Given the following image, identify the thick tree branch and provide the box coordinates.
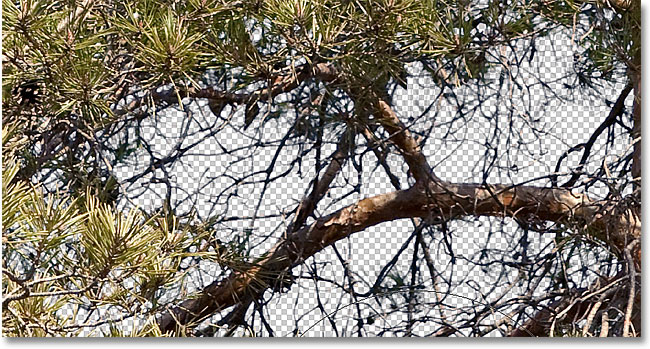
[156,66,640,334]
[219,127,352,333]
[287,130,351,234]
[111,63,339,119]
[157,178,639,333]
[373,99,438,184]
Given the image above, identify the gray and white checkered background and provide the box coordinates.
[103,28,633,336]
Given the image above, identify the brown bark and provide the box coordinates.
[287,131,351,234]
[373,100,437,184]
[508,295,591,337]
[112,63,338,118]
[157,88,640,334]
[509,272,641,337]
[157,178,639,333]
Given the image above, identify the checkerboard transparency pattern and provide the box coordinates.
[109,31,633,337]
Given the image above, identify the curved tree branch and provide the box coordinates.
[157,177,639,333]
[156,87,640,335]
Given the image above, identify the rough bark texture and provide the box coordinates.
[158,179,639,333]
[156,66,640,335]
[374,100,436,184]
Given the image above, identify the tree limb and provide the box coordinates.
[157,178,639,333]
